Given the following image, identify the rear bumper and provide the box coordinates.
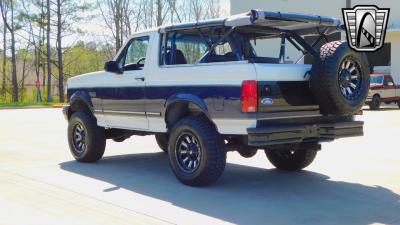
[247,121,364,146]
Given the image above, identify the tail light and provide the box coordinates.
[241,80,258,112]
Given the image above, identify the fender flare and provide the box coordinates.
[163,93,211,120]
[69,91,94,113]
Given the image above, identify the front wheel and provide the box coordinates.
[264,143,319,171]
[168,116,226,186]
[68,111,106,162]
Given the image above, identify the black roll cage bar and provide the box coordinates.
[161,25,334,65]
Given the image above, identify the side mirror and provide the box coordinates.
[388,82,394,86]
[104,61,122,74]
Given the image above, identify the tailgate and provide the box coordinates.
[254,63,319,113]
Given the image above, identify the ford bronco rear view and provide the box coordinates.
[63,10,370,186]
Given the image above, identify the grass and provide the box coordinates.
[0,88,66,107]
[0,102,63,107]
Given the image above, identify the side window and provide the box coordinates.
[159,27,239,65]
[384,76,394,86]
[122,36,149,71]
[162,32,208,65]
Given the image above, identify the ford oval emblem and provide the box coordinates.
[261,98,274,105]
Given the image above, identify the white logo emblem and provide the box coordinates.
[261,98,274,105]
[342,5,390,52]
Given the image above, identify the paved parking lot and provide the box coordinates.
[0,107,400,225]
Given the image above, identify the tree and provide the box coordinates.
[19,0,46,102]
[46,0,51,102]
[53,0,91,102]
[56,0,63,102]
[0,0,18,102]
[97,0,131,52]
[1,19,6,100]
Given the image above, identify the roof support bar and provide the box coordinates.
[285,34,306,55]
[286,31,320,59]
[198,27,236,62]
[279,33,286,64]
[197,28,212,50]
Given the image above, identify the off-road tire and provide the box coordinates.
[265,143,319,171]
[68,111,106,162]
[310,41,370,116]
[168,116,226,186]
[369,95,381,110]
[155,134,169,153]
[238,146,258,158]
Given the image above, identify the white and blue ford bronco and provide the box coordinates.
[63,10,370,186]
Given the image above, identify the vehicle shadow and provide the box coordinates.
[60,153,400,225]
[363,105,400,111]
[364,108,400,112]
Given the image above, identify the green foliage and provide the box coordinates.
[63,41,111,78]
[0,41,110,104]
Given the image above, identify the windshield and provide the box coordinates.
[371,76,384,84]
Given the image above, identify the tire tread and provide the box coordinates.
[68,111,106,163]
[169,116,226,186]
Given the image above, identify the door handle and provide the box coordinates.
[135,77,145,81]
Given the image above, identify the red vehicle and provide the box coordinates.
[366,73,400,110]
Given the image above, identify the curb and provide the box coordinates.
[0,105,65,110]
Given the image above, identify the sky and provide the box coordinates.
[65,0,231,46]
[0,0,231,50]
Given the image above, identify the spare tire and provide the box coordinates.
[310,41,370,116]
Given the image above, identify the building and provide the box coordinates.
[229,0,400,84]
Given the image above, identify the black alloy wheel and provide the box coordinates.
[339,57,363,101]
[175,132,202,173]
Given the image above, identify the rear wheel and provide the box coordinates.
[264,143,319,171]
[168,116,226,186]
[369,95,381,110]
[68,111,106,162]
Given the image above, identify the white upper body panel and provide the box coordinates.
[67,29,313,134]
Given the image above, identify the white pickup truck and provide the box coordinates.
[63,10,370,186]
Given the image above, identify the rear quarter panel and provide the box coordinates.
[146,61,258,134]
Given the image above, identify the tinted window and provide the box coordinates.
[165,32,208,65]
[383,76,394,85]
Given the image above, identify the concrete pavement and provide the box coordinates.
[0,108,400,225]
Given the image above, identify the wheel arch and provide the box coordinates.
[67,91,94,119]
[163,93,215,130]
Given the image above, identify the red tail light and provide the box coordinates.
[241,80,258,112]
